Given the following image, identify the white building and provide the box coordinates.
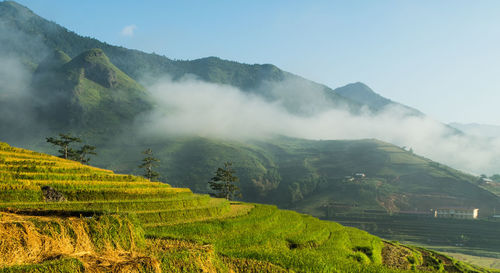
[434,207,479,219]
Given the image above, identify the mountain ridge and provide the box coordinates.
[0,0,400,115]
[30,48,150,132]
[0,0,495,215]
[2,1,500,264]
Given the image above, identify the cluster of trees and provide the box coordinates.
[46,133,96,164]
[47,134,241,200]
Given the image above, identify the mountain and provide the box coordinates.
[31,48,150,132]
[0,0,363,117]
[450,122,500,138]
[3,1,500,263]
[334,82,423,114]
[0,0,497,217]
[0,140,489,272]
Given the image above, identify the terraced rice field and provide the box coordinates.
[0,142,233,225]
[0,141,493,272]
[333,214,500,253]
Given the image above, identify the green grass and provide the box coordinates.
[145,204,419,273]
[0,141,492,272]
[90,136,500,220]
[0,258,84,273]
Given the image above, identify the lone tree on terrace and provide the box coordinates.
[208,161,241,200]
[139,148,160,181]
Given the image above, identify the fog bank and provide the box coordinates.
[141,76,500,175]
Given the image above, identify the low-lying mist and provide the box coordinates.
[140,76,500,175]
[0,55,49,143]
[1,46,498,176]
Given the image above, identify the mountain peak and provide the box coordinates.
[336,82,378,96]
[78,48,110,64]
[66,48,118,88]
[0,1,35,19]
[334,82,392,110]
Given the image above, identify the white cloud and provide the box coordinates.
[121,24,137,37]
[139,76,500,175]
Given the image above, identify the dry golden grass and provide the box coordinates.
[0,212,161,273]
[0,143,252,272]
[0,212,94,266]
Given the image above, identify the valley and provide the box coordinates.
[1,1,500,272]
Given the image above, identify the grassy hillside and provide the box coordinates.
[333,82,423,115]
[92,136,500,216]
[30,48,150,133]
[0,141,490,272]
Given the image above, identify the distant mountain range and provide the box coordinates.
[0,0,498,218]
[0,0,422,117]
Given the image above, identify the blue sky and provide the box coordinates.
[12,0,500,125]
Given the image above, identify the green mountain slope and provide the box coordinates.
[31,48,150,132]
[0,0,360,116]
[93,136,500,217]
[333,82,424,114]
[0,0,495,219]
[0,141,491,273]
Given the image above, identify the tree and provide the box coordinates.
[139,148,160,181]
[75,144,97,164]
[208,161,241,200]
[46,133,97,164]
[46,133,82,159]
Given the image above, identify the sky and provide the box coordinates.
[11,0,500,125]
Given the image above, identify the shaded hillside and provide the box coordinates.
[91,136,500,218]
[0,0,360,116]
[0,141,485,272]
[334,82,394,109]
[31,48,150,133]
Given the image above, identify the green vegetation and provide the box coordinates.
[0,141,489,272]
[28,48,150,134]
[0,258,84,273]
[46,133,82,160]
[1,2,500,270]
[139,148,160,181]
[93,136,499,216]
[0,0,360,115]
[46,133,96,164]
[75,144,97,164]
[208,161,241,200]
[4,0,495,217]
